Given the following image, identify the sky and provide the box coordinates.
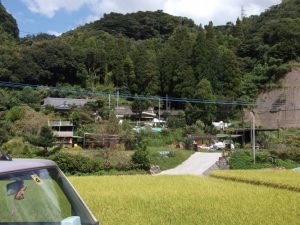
[2,0,281,37]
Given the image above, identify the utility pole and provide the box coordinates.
[158,98,161,121]
[166,95,168,110]
[116,90,119,109]
[250,111,256,164]
[108,94,111,109]
[83,133,86,149]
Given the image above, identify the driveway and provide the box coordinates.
[159,152,222,176]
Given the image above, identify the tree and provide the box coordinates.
[132,45,160,95]
[131,143,150,170]
[159,26,195,97]
[0,3,19,38]
[85,48,106,86]
[36,126,55,150]
[131,98,151,121]
[203,22,221,87]
[12,40,80,86]
[218,47,242,98]
[12,106,49,136]
[173,65,195,98]
[123,55,137,93]
[185,79,216,126]
[192,26,208,81]
[233,18,244,40]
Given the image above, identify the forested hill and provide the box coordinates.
[0,3,18,39]
[83,10,196,40]
[0,0,300,122]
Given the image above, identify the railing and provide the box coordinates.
[48,121,73,127]
[53,131,74,137]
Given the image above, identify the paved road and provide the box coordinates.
[159,152,222,176]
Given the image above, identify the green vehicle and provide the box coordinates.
[0,152,99,225]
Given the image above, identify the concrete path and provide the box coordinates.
[159,152,222,176]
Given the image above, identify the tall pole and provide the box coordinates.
[166,95,168,110]
[83,133,86,149]
[250,111,256,164]
[108,94,111,109]
[117,90,119,109]
[158,98,161,121]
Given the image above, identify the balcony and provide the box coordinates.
[53,131,74,138]
[48,121,73,127]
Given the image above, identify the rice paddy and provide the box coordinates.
[210,170,300,191]
[69,175,300,225]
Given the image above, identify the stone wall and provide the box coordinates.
[246,69,300,129]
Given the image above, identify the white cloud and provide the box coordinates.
[21,0,281,25]
[47,30,62,36]
[163,0,281,25]
[21,0,93,18]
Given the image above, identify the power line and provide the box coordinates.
[0,81,258,106]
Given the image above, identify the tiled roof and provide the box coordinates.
[41,97,96,109]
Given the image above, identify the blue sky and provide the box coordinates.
[2,0,94,36]
[2,0,281,37]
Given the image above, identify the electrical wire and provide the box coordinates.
[0,81,258,106]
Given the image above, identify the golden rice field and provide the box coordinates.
[69,175,300,225]
[210,170,300,191]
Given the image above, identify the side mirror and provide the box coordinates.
[61,216,81,225]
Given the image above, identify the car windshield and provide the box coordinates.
[0,167,98,225]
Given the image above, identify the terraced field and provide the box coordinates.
[69,175,300,225]
[210,170,300,191]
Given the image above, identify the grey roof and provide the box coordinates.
[114,106,134,116]
[42,97,96,110]
[159,110,185,116]
[0,159,57,174]
[114,106,157,116]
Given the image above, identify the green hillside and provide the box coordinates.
[0,3,18,39]
[84,10,196,40]
[0,0,299,124]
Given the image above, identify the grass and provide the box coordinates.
[67,146,193,172]
[69,175,300,225]
[148,147,194,170]
[210,170,300,192]
[67,149,134,168]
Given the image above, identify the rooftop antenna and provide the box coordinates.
[241,5,246,19]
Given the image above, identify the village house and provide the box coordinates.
[41,97,96,110]
[48,120,81,147]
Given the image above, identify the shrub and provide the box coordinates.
[276,159,299,169]
[271,148,300,162]
[230,150,274,169]
[183,136,193,150]
[49,152,101,175]
[131,144,150,170]
[115,161,136,171]
[121,131,137,150]
[255,151,272,163]
[2,137,37,157]
[2,137,26,155]
[167,116,186,129]
[71,145,83,151]
[5,106,23,122]
[229,150,253,169]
